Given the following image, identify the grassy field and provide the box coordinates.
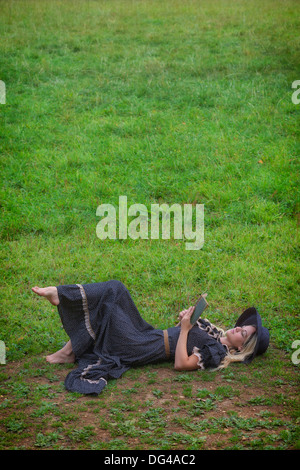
[0,0,299,450]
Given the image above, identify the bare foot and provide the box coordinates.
[32,286,59,306]
[46,350,75,364]
[46,341,75,364]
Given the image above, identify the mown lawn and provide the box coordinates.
[0,0,299,450]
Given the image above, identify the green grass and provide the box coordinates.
[0,0,299,450]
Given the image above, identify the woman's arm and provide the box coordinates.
[174,307,199,371]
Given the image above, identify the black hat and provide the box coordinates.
[235,307,270,363]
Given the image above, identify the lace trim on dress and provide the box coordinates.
[192,347,205,370]
[83,377,107,385]
[76,283,96,340]
[80,359,108,385]
[196,318,223,340]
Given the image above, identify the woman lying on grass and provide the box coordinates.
[32,280,269,395]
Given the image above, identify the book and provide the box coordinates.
[190,293,208,324]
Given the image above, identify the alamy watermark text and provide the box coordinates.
[96,196,204,250]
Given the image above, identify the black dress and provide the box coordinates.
[56,280,227,394]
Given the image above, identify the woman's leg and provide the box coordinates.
[46,340,75,364]
[32,286,75,363]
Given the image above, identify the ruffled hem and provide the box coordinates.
[64,353,130,395]
[196,318,223,340]
[192,346,205,370]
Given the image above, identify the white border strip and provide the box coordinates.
[76,284,96,340]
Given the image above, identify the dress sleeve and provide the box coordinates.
[192,342,227,370]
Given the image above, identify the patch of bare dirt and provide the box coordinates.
[0,349,299,450]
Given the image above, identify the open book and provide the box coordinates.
[190,293,208,324]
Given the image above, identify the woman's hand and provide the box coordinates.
[174,305,198,371]
[179,306,195,331]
